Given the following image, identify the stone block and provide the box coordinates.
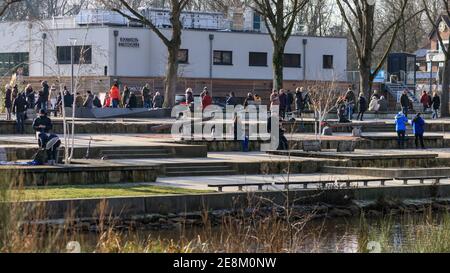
[303,140,322,152]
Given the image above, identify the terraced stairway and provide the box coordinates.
[164,163,238,177]
[100,147,172,160]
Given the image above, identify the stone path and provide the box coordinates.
[154,173,450,192]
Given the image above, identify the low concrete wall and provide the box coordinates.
[63,107,171,119]
[0,164,161,186]
[21,185,450,219]
[322,166,450,178]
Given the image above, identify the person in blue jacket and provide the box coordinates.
[395,111,408,149]
[411,113,426,149]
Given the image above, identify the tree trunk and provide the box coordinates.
[442,57,450,117]
[359,65,372,98]
[272,43,285,91]
[164,45,179,108]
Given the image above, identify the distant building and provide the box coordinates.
[0,9,347,99]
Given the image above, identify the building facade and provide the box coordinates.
[0,9,348,99]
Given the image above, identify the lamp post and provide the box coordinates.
[68,38,77,164]
[429,53,435,95]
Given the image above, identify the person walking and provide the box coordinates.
[4,84,12,120]
[295,87,304,117]
[344,87,356,120]
[141,84,152,108]
[395,111,409,149]
[63,88,74,108]
[126,92,138,108]
[432,91,441,119]
[400,89,410,117]
[411,113,425,149]
[368,95,380,114]
[12,92,27,134]
[109,82,120,108]
[420,90,431,113]
[75,92,84,108]
[356,94,367,121]
[186,88,194,105]
[226,91,237,107]
[153,92,164,108]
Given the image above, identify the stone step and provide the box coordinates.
[322,166,450,178]
[101,153,171,159]
[165,165,233,171]
[165,169,238,177]
[100,149,169,155]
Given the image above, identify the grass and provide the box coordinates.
[10,183,212,201]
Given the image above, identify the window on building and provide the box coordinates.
[0,52,29,76]
[253,12,261,30]
[249,52,267,67]
[323,55,334,69]
[178,49,189,64]
[57,45,92,64]
[283,54,301,68]
[213,50,233,65]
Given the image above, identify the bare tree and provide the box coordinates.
[101,0,190,107]
[250,0,309,91]
[0,0,22,16]
[422,0,450,117]
[336,0,411,98]
[307,80,343,140]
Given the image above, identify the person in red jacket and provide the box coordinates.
[201,89,212,110]
[109,82,120,108]
[420,90,431,113]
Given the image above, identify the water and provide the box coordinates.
[71,213,448,253]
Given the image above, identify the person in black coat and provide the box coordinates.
[432,92,441,119]
[126,93,138,108]
[4,84,12,120]
[38,81,50,111]
[356,94,367,121]
[295,87,304,116]
[226,92,237,107]
[12,92,27,134]
[400,89,410,117]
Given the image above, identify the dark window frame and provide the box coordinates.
[283,53,302,68]
[178,49,189,64]
[0,52,29,76]
[323,55,334,69]
[213,50,233,66]
[57,45,92,65]
[249,52,268,67]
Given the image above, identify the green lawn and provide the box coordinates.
[10,184,211,201]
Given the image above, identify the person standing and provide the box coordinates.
[103,92,111,108]
[278,89,287,119]
[83,90,94,109]
[40,81,50,111]
[141,84,152,108]
[395,111,408,149]
[226,91,237,107]
[295,87,304,117]
[4,84,12,120]
[122,85,130,107]
[356,94,367,121]
[12,92,27,134]
[109,82,120,108]
[400,89,410,117]
[244,92,254,108]
[186,88,194,105]
[63,88,74,108]
[286,89,294,115]
[270,89,280,113]
[201,90,212,110]
[432,92,441,119]
[126,93,138,108]
[153,92,164,108]
[25,84,35,109]
[75,92,84,108]
[93,95,102,108]
[411,113,425,149]
[254,94,262,105]
[344,87,356,120]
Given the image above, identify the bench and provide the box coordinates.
[275,178,393,190]
[395,176,449,185]
[208,182,273,192]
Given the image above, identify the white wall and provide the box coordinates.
[0,21,347,82]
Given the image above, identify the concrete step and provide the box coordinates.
[100,148,171,159]
[322,166,450,178]
[165,165,233,171]
[102,153,171,159]
[165,169,238,177]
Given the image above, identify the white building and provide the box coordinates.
[0,9,347,98]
